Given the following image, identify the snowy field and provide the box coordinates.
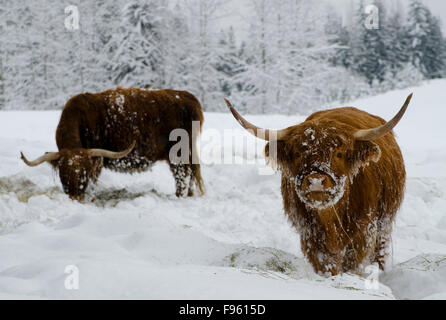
[0,80,445,299]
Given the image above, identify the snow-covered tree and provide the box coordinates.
[0,0,445,112]
[0,6,5,109]
[408,0,445,79]
[0,58,4,110]
[215,27,249,106]
[161,2,192,90]
[329,13,353,69]
[108,0,167,88]
[238,0,340,114]
[352,0,390,85]
[179,0,226,109]
[385,8,411,77]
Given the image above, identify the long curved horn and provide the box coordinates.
[87,140,136,159]
[354,93,413,141]
[20,151,60,167]
[224,99,288,141]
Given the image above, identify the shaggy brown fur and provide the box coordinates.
[265,107,405,276]
[41,87,204,200]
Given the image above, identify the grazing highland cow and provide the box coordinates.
[21,87,204,200]
[225,94,412,276]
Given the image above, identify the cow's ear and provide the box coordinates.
[350,140,381,169]
[265,140,288,171]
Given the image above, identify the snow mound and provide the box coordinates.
[219,246,394,298]
[381,254,446,300]
[220,246,310,279]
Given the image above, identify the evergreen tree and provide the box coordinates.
[408,0,445,79]
[181,0,226,108]
[330,24,354,69]
[0,6,5,110]
[353,0,389,85]
[386,10,411,77]
[215,27,246,98]
[0,57,4,110]
[162,2,191,90]
[109,0,166,88]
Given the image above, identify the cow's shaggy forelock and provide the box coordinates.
[266,123,353,209]
[50,149,103,199]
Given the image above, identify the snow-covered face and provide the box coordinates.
[53,149,103,200]
[267,122,380,211]
[288,126,350,210]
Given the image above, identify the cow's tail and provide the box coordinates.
[191,162,204,196]
[190,116,205,196]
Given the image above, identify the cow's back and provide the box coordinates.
[56,88,204,171]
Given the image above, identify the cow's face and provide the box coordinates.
[52,149,103,200]
[20,141,135,201]
[266,121,381,210]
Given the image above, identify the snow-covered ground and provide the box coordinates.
[0,80,445,299]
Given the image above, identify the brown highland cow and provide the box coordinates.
[225,94,412,276]
[21,87,204,200]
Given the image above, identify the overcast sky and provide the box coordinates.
[218,0,446,40]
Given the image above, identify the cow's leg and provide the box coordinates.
[374,218,393,271]
[169,163,192,198]
[300,235,343,276]
[307,249,343,276]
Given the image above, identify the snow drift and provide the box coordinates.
[0,80,445,299]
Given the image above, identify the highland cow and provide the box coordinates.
[21,87,204,200]
[225,94,412,276]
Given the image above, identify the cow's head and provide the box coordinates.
[225,94,412,211]
[20,141,136,200]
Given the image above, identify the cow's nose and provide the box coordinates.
[302,173,334,192]
[69,194,85,201]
